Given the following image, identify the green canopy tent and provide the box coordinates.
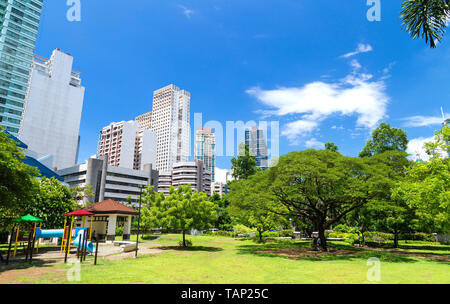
[12,214,44,223]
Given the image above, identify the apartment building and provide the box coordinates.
[19,49,85,170]
[157,160,211,196]
[97,120,156,171]
[0,0,43,136]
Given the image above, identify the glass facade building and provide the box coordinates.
[0,0,43,135]
[245,126,269,170]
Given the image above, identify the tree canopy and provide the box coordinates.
[359,122,408,157]
[231,143,257,180]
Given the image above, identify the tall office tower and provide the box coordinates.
[136,111,152,130]
[0,0,44,136]
[194,127,216,181]
[19,49,85,170]
[245,126,269,170]
[97,120,156,170]
[151,84,190,172]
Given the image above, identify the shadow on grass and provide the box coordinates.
[235,240,424,264]
[157,246,223,252]
[0,258,59,274]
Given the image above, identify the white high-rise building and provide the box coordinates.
[19,49,85,170]
[97,120,156,171]
[151,84,190,172]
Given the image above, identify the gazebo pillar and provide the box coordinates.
[106,214,117,242]
[123,215,132,240]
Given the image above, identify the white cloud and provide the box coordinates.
[246,66,389,145]
[407,136,435,162]
[401,114,448,127]
[179,5,194,18]
[305,138,325,149]
[340,43,373,58]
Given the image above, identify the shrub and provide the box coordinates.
[262,231,279,238]
[279,229,294,238]
[232,224,256,235]
[333,224,361,234]
[216,230,233,237]
[363,232,394,242]
[115,227,124,236]
[400,232,435,242]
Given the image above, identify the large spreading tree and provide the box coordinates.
[265,149,393,251]
[231,143,258,180]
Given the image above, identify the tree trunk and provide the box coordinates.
[318,228,328,251]
[258,230,263,242]
[394,229,399,248]
[182,230,186,247]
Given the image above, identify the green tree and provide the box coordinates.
[400,0,450,48]
[0,126,40,210]
[325,142,339,152]
[142,185,217,247]
[209,192,233,230]
[359,122,408,157]
[21,177,78,228]
[266,149,392,251]
[227,172,286,241]
[393,126,450,233]
[231,143,257,180]
[70,184,94,206]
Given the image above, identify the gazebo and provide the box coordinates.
[82,199,139,242]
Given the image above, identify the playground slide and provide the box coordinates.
[73,229,96,253]
[33,228,96,253]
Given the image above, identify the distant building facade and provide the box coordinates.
[157,160,211,196]
[245,126,269,170]
[96,120,156,171]
[18,49,85,170]
[194,127,215,181]
[57,156,159,205]
[136,111,152,130]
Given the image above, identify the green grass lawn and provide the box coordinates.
[2,235,449,284]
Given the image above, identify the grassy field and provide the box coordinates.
[1,234,449,284]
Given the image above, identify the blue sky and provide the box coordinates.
[34,0,449,178]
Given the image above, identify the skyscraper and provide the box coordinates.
[19,49,85,170]
[151,84,190,172]
[245,126,269,170]
[195,127,215,181]
[0,0,43,135]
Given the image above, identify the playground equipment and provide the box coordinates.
[5,210,99,266]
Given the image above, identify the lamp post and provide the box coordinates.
[135,185,144,258]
